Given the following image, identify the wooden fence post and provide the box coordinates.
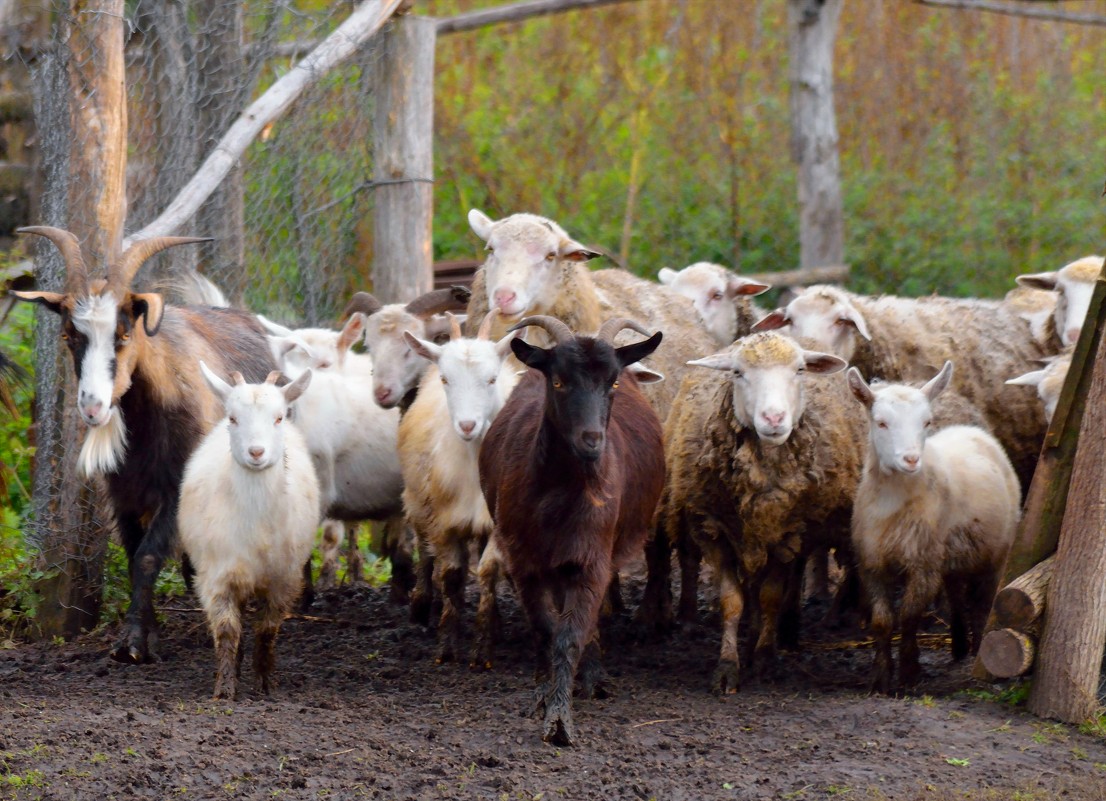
[371,13,436,303]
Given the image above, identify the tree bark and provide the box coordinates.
[993,554,1054,631]
[1028,277,1106,722]
[788,0,844,271]
[979,628,1036,679]
[371,14,435,303]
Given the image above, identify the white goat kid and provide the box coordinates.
[848,362,1019,694]
[178,364,320,701]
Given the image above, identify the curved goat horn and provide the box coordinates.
[405,285,472,318]
[476,309,499,341]
[108,236,212,294]
[508,315,574,346]
[17,226,90,295]
[595,318,652,345]
[343,291,383,320]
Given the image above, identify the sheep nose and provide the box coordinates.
[1066,327,1082,346]
[903,454,920,468]
[581,430,602,449]
[493,289,517,311]
[762,410,785,427]
[458,420,476,436]
[249,446,265,460]
[374,386,393,405]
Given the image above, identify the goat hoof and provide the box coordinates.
[110,634,154,665]
[469,657,493,672]
[542,709,576,747]
[712,660,740,695]
[409,596,432,627]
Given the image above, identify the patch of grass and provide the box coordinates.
[959,681,1030,707]
[1078,713,1106,739]
[825,787,851,797]
[914,695,936,708]
[1,769,46,788]
[945,757,970,767]
[1031,722,1069,745]
[89,752,108,765]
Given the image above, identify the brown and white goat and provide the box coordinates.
[12,226,277,663]
[478,315,665,746]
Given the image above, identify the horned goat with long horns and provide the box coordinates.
[11,226,278,663]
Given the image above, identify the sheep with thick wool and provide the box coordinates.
[178,364,320,700]
[398,312,519,667]
[847,362,1019,694]
[660,332,865,692]
[753,284,1051,490]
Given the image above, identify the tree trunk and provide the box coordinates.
[28,0,127,639]
[979,628,1036,679]
[1028,279,1106,722]
[787,0,844,270]
[371,14,435,303]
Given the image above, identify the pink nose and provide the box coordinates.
[762,411,785,427]
[903,454,919,467]
[493,289,517,311]
[1066,327,1082,345]
[83,401,103,420]
[249,446,265,460]
[375,386,393,405]
[458,420,476,435]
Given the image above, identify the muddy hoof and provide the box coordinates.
[409,594,432,627]
[868,669,893,696]
[712,660,740,695]
[542,710,576,746]
[110,629,156,665]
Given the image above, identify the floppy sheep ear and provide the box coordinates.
[337,312,365,353]
[9,290,68,315]
[922,360,954,402]
[560,238,603,262]
[256,314,294,337]
[130,292,165,336]
[657,267,677,285]
[626,362,665,384]
[511,337,550,371]
[751,310,789,332]
[616,331,663,369]
[1007,369,1047,388]
[468,209,495,242]
[199,360,233,402]
[403,330,442,364]
[837,309,872,341]
[802,350,848,374]
[283,368,312,404]
[687,352,734,372]
[1016,272,1059,291]
[846,367,875,408]
[728,278,771,299]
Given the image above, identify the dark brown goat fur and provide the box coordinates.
[479,328,664,746]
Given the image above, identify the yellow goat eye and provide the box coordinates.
[612,381,619,389]
[552,378,563,389]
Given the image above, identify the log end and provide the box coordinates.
[979,628,1036,679]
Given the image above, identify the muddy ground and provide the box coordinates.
[2,569,1106,801]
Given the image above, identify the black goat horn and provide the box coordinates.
[508,315,574,346]
[595,318,652,345]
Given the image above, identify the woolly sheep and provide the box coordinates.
[847,363,1019,694]
[752,284,1049,489]
[1016,255,1102,348]
[1007,347,1074,424]
[657,262,771,345]
[178,364,320,700]
[398,312,519,666]
[660,332,864,692]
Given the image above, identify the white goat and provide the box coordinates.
[847,362,1019,694]
[1016,255,1102,348]
[657,262,770,344]
[178,364,320,700]
[398,313,518,665]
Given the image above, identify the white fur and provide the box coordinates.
[362,307,453,409]
[1017,256,1102,347]
[71,293,118,427]
[658,262,769,344]
[1007,349,1073,423]
[77,406,128,478]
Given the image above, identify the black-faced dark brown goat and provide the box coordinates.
[478,315,665,746]
[11,225,276,663]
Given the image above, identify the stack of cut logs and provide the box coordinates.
[979,554,1055,678]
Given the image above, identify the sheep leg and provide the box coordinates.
[676,523,702,625]
[253,592,288,696]
[317,520,343,591]
[409,524,436,626]
[777,557,804,651]
[435,534,469,664]
[968,570,1000,656]
[345,523,365,585]
[899,572,940,691]
[382,515,416,606]
[806,547,832,604]
[209,593,242,701]
[943,576,970,662]
[865,571,895,696]
[752,561,788,680]
[472,537,503,670]
[111,511,170,664]
[712,568,743,695]
[636,525,673,634]
[543,565,606,747]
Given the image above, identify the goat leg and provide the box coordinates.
[345,523,365,585]
[254,591,290,696]
[899,572,940,691]
[112,511,172,664]
[316,520,343,591]
[575,634,610,700]
[209,594,241,701]
[383,516,416,604]
[435,537,468,664]
[409,525,435,626]
[471,538,503,671]
[944,576,970,662]
[636,526,673,635]
[865,571,895,696]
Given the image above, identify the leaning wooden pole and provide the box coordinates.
[1028,260,1106,722]
[371,13,436,303]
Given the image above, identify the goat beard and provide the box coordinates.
[78,406,128,478]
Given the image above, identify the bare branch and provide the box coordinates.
[437,0,645,35]
[914,0,1106,26]
[122,0,404,247]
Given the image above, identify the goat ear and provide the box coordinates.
[511,337,550,371]
[1016,272,1059,291]
[625,362,665,384]
[687,352,733,371]
[403,331,442,364]
[729,278,771,299]
[751,310,789,332]
[199,360,233,402]
[9,290,68,314]
[283,368,312,405]
[256,314,293,337]
[615,331,663,369]
[802,350,847,375]
[1006,369,1047,388]
[657,267,677,285]
[560,239,603,262]
[846,367,875,408]
[337,312,364,353]
[468,209,495,241]
[131,292,165,336]
[922,360,953,402]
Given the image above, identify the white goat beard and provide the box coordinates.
[78,407,128,478]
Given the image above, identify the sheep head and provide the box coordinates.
[1016,255,1103,348]
[752,285,870,363]
[658,262,770,344]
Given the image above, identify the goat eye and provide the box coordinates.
[612,380,619,389]
[876,421,888,429]
[732,370,742,378]
[60,332,68,341]
[924,420,933,428]
[488,376,496,385]
[545,252,556,262]
[228,416,238,426]
[441,376,449,385]
[710,291,724,301]
[275,416,283,425]
[552,378,563,389]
